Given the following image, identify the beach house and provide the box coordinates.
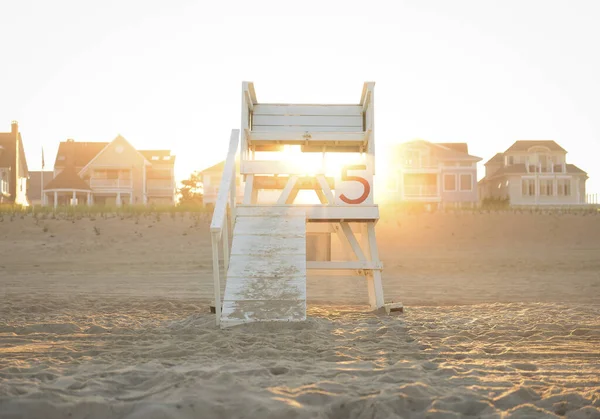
[199,160,243,209]
[43,135,176,207]
[381,140,482,208]
[0,121,29,206]
[478,140,588,206]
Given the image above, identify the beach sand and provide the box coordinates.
[1,211,599,418]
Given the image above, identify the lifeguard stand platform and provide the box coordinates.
[210,82,388,328]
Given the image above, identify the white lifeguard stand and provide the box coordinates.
[210,82,387,328]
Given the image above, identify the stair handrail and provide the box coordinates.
[210,129,240,326]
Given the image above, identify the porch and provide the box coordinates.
[401,173,440,201]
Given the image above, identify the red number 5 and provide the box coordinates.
[339,165,370,205]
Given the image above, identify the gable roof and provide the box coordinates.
[0,131,29,175]
[438,143,469,154]
[485,152,505,165]
[78,135,151,176]
[54,140,108,168]
[27,171,54,200]
[480,162,588,183]
[44,167,91,191]
[199,161,225,174]
[396,140,481,161]
[505,140,567,153]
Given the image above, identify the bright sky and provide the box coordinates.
[1,0,599,194]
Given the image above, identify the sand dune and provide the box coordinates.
[0,211,599,418]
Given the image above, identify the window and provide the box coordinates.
[557,179,571,196]
[522,179,535,196]
[507,156,514,165]
[459,174,472,191]
[443,174,456,191]
[151,156,159,160]
[163,156,170,160]
[540,179,553,196]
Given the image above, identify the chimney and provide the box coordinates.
[11,120,18,134]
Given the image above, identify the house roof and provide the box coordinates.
[479,162,588,183]
[199,161,225,174]
[139,150,176,165]
[54,140,108,168]
[0,132,29,175]
[198,160,242,175]
[44,167,91,191]
[485,152,504,165]
[505,140,567,153]
[27,171,53,200]
[430,143,481,161]
[438,143,469,154]
[565,164,587,174]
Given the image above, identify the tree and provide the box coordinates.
[177,171,203,206]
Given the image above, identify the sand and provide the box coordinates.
[1,210,599,418]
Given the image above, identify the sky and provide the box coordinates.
[1,0,599,195]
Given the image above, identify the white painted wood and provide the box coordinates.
[340,222,367,261]
[226,254,306,279]
[210,129,240,236]
[242,160,321,175]
[277,175,299,204]
[221,211,307,328]
[231,234,305,256]
[243,174,254,205]
[307,261,383,270]
[253,104,362,116]
[222,214,230,271]
[234,215,305,236]
[211,232,222,326]
[367,222,385,309]
[334,165,374,205]
[252,125,362,133]
[248,131,367,144]
[221,300,306,325]
[317,175,335,204]
[224,276,305,300]
[253,115,363,128]
[235,204,380,221]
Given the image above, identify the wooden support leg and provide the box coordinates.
[243,174,254,205]
[366,222,385,309]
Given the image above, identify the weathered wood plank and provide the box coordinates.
[221,300,306,325]
[230,234,305,256]
[223,276,305,301]
[234,215,305,236]
[253,104,362,116]
[253,115,363,127]
[252,125,361,133]
[248,131,367,144]
[235,205,380,221]
[227,254,305,279]
[307,261,383,270]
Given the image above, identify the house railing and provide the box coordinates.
[403,184,438,197]
[210,129,240,327]
[146,179,173,195]
[403,161,439,169]
[89,178,133,188]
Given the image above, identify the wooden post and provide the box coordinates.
[367,222,385,309]
[211,231,221,326]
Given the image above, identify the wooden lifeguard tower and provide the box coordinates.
[210,82,388,328]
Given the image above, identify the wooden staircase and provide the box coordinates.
[220,208,307,328]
